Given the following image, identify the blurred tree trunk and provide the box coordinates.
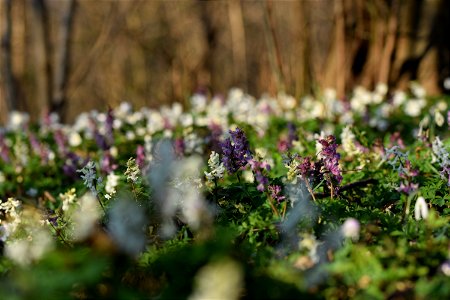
[30,0,53,119]
[1,0,17,114]
[52,0,76,122]
[227,0,247,89]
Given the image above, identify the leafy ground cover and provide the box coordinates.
[0,84,449,299]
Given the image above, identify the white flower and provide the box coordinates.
[404,98,426,117]
[4,207,54,266]
[204,151,225,181]
[392,91,406,107]
[243,170,254,183]
[435,111,445,127]
[60,188,77,211]
[341,218,360,241]
[341,125,360,156]
[105,172,120,196]
[441,260,450,276]
[8,111,30,130]
[125,158,140,183]
[189,258,243,300]
[191,93,207,113]
[414,196,429,221]
[444,78,450,90]
[68,131,82,147]
[410,82,426,98]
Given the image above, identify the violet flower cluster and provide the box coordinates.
[287,135,342,194]
[221,127,253,174]
[318,135,343,185]
[268,185,286,203]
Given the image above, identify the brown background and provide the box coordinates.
[1,0,449,124]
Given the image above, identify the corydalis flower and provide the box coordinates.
[318,135,343,185]
[384,146,419,194]
[341,218,360,241]
[268,185,286,203]
[414,196,429,221]
[432,137,450,186]
[125,157,140,183]
[205,151,225,181]
[249,159,270,192]
[77,161,102,196]
[221,127,252,174]
[105,172,120,200]
[60,188,76,211]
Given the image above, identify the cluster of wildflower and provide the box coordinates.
[284,135,342,195]
[340,126,362,157]
[221,127,253,174]
[105,173,120,200]
[318,135,343,186]
[0,198,22,241]
[125,157,140,184]
[268,185,286,203]
[60,188,77,211]
[431,137,450,186]
[4,206,54,266]
[384,146,419,194]
[204,151,225,182]
[77,161,102,196]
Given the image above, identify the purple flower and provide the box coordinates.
[54,129,68,155]
[249,159,270,192]
[63,152,82,178]
[174,138,185,157]
[221,128,253,174]
[28,132,49,164]
[287,122,298,145]
[319,135,343,185]
[136,145,146,169]
[447,110,450,129]
[94,131,109,151]
[100,150,118,174]
[268,185,286,203]
[277,138,289,152]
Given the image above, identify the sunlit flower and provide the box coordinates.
[125,157,140,183]
[8,111,30,130]
[221,127,252,174]
[435,111,445,127]
[340,125,360,156]
[60,188,77,211]
[68,131,82,147]
[404,98,426,117]
[341,218,360,241]
[414,196,429,221]
[4,207,54,266]
[105,173,120,199]
[205,151,225,181]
